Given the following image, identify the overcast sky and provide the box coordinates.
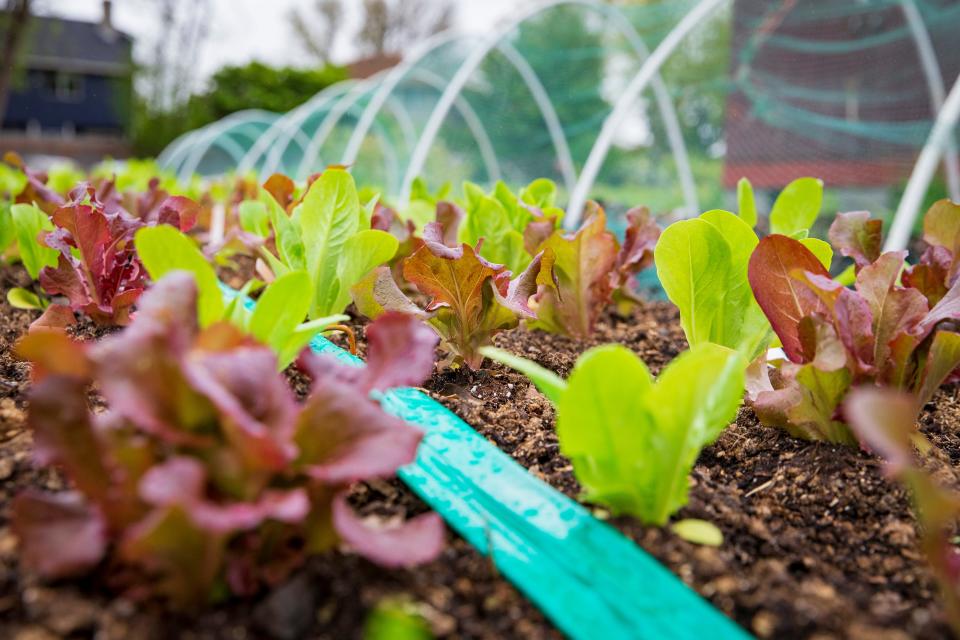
[35,0,518,82]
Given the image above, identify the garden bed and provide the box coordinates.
[425,302,959,639]
[1,271,958,639]
[0,264,560,640]
[336,296,957,639]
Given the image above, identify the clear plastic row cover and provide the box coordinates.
[159,0,960,243]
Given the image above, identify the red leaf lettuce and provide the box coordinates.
[13,273,443,606]
[747,212,960,443]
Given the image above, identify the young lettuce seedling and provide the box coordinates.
[457,179,565,274]
[655,177,831,359]
[254,168,399,319]
[352,222,543,370]
[12,273,444,607]
[3,151,65,214]
[747,211,960,444]
[135,224,347,369]
[902,199,960,307]
[845,387,960,634]
[655,209,769,359]
[33,184,195,326]
[5,203,58,311]
[528,205,661,338]
[481,342,746,525]
[0,163,28,260]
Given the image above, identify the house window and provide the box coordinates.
[37,71,85,102]
[56,73,85,102]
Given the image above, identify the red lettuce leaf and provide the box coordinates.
[904,245,952,307]
[12,490,107,579]
[27,304,77,334]
[139,457,309,533]
[39,199,146,326]
[331,492,444,568]
[152,196,199,232]
[916,277,960,338]
[14,273,443,604]
[827,211,882,269]
[749,211,960,445]
[530,209,618,338]
[420,221,462,260]
[14,329,89,381]
[184,340,299,472]
[400,239,540,368]
[434,201,465,246]
[5,151,64,214]
[748,234,831,362]
[294,367,424,483]
[91,273,218,444]
[611,206,661,288]
[361,311,439,392]
[263,174,296,211]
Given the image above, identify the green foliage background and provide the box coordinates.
[132,61,348,156]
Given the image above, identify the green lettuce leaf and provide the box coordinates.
[655,210,769,357]
[487,342,745,525]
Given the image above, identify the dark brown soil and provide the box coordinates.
[3,259,960,639]
[0,265,559,640]
[420,302,959,640]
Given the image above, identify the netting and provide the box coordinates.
[158,0,960,243]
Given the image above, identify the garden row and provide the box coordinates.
[1,151,959,638]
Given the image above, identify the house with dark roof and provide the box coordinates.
[0,0,133,162]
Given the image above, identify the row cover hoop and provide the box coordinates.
[158,0,959,244]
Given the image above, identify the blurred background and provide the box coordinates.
[1,0,958,228]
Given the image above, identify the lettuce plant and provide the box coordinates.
[402,177,453,229]
[747,213,960,443]
[458,179,564,274]
[845,387,960,634]
[0,163,28,257]
[352,222,542,370]
[29,183,199,326]
[35,188,147,325]
[481,342,745,525]
[765,177,824,237]
[12,273,444,606]
[255,168,399,319]
[655,209,769,357]
[736,175,826,238]
[528,205,660,338]
[3,151,65,214]
[135,224,346,369]
[902,199,960,307]
[655,178,831,357]
[7,203,57,280]
[370,201,419,273]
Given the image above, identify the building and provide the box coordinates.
[0,0,133,164]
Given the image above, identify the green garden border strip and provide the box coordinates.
[306,333,751,640]
[233,284,746,638]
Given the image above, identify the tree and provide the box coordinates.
[131,62,348,156]
[290,0,452,63]
[140,0,212,111]
[0,0,32,128]
[289,0,342,65]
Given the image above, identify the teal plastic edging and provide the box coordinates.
[305,334,750,640]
